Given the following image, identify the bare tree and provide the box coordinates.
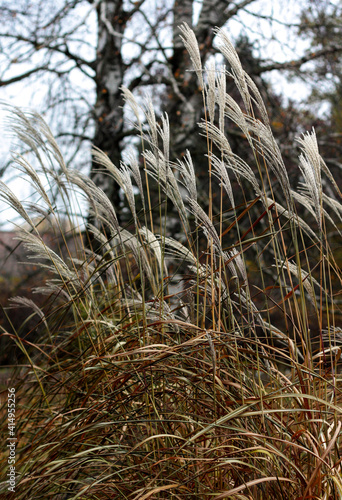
[1,0,341,219]
[297,1,342,126]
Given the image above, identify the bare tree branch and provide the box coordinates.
[256,44,342,75]
[0,66,71,85]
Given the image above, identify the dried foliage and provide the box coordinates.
[0,25,341,499]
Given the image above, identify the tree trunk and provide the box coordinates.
[91,0,125,216]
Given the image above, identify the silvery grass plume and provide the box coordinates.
[224,92,251,141]
[8,296,49,331]
[113,228,157,294]
[266,197,317,240]
[92,147,138,227]
[214,27,250,113]
[4,105,68,177]
[32,280,72,302]
[179,23,204,90]
[322,192,342,229]
[297,130,323,233]
[8,155,52,208]
[210,153,235,208]
[161,236,198,267]
[122,90,190,226]
[157,113,170,164]
[296,129,342,233]
[143,94,159,154]
[175,150,197,203]
[197,120,232,155]
[224,247,247,284]
[185,24,292,210]
[248,118,292,208]
[187,198,222,255]
[200,85,252,149]
[143,149,188,226]
[205,59,217,124]
[14,227,82,293]
[282,260,320,306]
[216,65,226,133]
[123,147,145,208]
[67,169,120,237]
[197,121,261,198]
[120,86,144,133]
[139,226,167,278]
[294,130,342,242]
[214,27,269,127]
[87,223,118,284]
[0,181,35,229]
[291,190,338,234]
[124,84,194,168]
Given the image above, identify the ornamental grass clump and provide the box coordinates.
[0,24,341,499]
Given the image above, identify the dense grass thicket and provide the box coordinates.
[0,24,342,499]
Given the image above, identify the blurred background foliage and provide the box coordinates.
[1,0,342,363]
